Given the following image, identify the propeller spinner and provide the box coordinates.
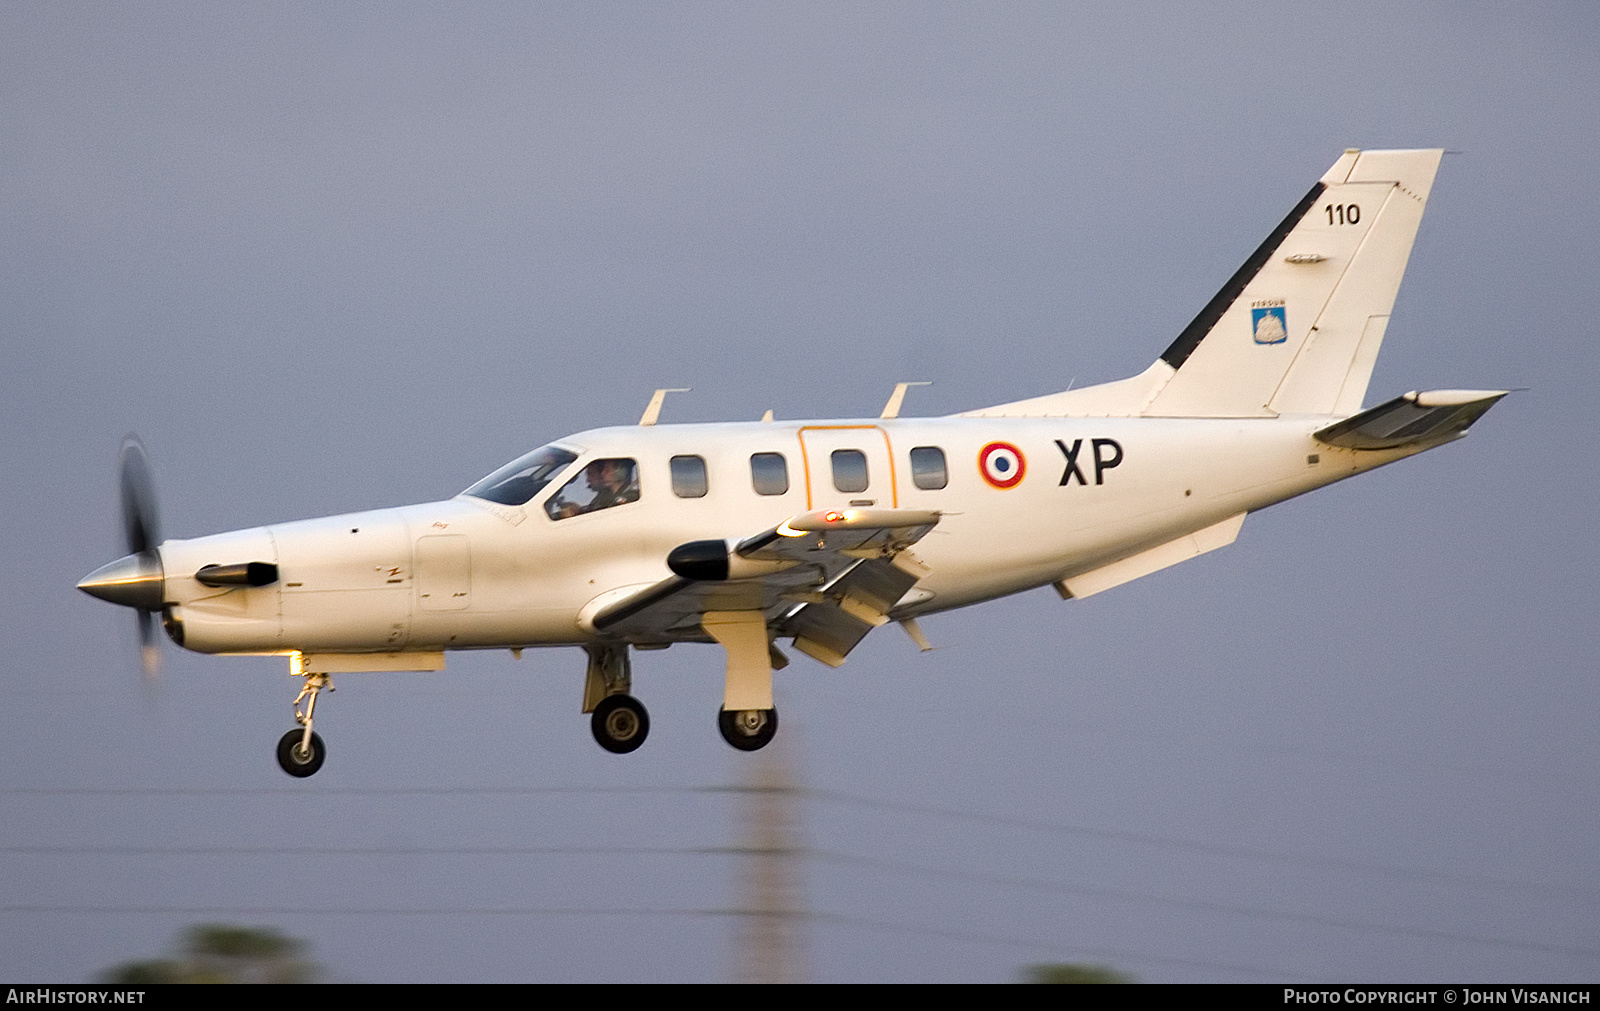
[77,437,167,676]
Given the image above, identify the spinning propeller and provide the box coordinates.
[78,437,167,678]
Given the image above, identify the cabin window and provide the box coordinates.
[545,458,640,520]
[462,444,579,506]
[750,452,789,496]
[909,446,948,490]
[670,455,708,498]
[831,449,869,493]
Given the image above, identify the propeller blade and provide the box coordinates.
[137,609,161,680]
[119,437,160,557]
[118,436,164,680]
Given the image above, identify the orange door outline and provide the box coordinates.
[795,425,899,510]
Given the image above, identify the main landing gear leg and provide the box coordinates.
[277,668,330,778]
[583,643,649,754]
[703,611,778,752]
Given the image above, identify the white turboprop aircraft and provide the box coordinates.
[79,148,1505,777]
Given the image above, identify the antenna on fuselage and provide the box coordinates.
[899,616,938,652]
[639,388,691,426]
[880,381,930,419]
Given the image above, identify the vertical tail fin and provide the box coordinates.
[1143,148,1443,418]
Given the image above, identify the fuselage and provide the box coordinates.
[69,149,1484,776]
[152,414,1424,657]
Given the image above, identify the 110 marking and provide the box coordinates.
[1326,203,1361,225]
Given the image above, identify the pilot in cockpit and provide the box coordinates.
[547,458,640,519]
[587,459,638,510]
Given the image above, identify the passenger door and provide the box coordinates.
[796,426,898,512]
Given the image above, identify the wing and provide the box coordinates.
[590,508,940,666]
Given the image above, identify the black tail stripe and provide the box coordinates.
[1159,181,1327,370]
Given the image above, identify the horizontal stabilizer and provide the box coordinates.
[1314,390,1507,450]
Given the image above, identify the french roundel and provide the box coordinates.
[978,442,1026,489]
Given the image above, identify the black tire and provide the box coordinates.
[276,729,326,778]
[718,706,778,751]
[591,694,650,754]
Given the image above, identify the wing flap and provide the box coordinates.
[590,509,940,657]
[783,553,926,667]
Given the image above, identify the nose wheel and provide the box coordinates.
[718,706,778,751]
[276,729,326,777]
[591,694,650,753]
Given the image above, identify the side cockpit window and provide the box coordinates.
[462,445,579,506]
[546,458,640,520]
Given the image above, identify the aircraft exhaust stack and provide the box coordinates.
[194,562,279,587]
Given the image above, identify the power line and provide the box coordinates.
[0,786,691,797]
[806,788,1600,900]
[808,849,1600,961]
[5,841,1592,961]
[6,783,1594,901]
[0,844,722,856]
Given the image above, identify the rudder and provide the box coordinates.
[1143,148,1443,418]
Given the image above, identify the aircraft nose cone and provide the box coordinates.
[77,552,165,610]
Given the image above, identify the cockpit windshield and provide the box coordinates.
[461,444,579,506]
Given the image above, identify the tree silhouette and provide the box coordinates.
[1021,962,1135,983]
[99,924,319,984]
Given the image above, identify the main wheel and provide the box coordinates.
[591,694,650,754]
[718,706,778,751]
[276,729,326,778]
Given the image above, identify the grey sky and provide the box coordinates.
[3,1,1597,982]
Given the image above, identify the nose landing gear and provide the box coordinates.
[276,671,332,778]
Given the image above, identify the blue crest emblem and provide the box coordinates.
[1251,305,1288,345]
